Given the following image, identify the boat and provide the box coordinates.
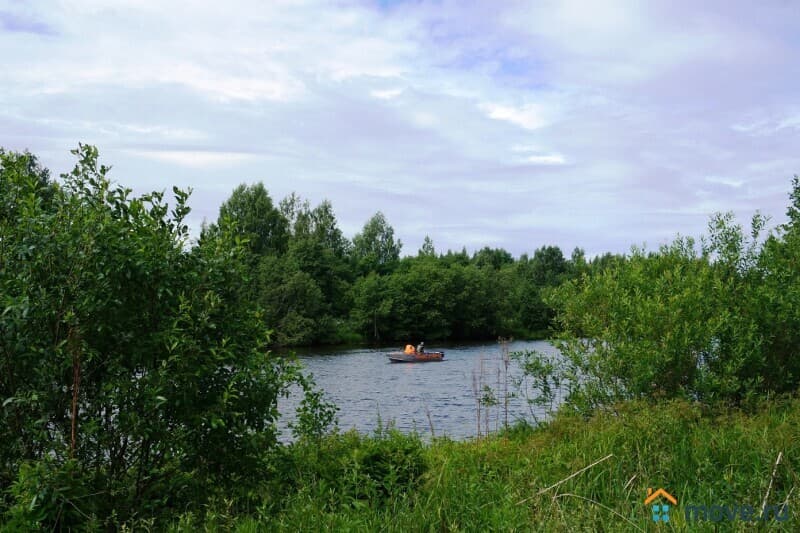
[387,350,445,363]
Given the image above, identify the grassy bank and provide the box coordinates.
[165,398,799,532]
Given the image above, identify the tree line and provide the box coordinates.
[3,145,800,529]
[0,145,602,527]
[203,181,607,346]
[516,177,800,414]
[0,146,336,527]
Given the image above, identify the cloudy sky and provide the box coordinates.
[2,0,799,257]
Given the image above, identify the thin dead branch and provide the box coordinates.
[517,453,614,504]
[761,451,783,515]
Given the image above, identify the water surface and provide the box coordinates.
[281,340,560,440]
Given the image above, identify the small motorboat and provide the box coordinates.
[388,349,445,363]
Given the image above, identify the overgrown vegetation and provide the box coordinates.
[202,179,589,346]
[0,147,335,529]
[165,398,799,531]
[512,177,800,412]
[3,145,800,530]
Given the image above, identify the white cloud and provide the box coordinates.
[370,88,404,100]
[705,176,744,188]
[1,0,798,257]
[501,0,735,85]
[526,153,565,165]
[777,114,800,131]
[410,111,439,128]
[163,64,305,102]
[480,102,549,130]
[509,144,566,165]
[128,150,257,168]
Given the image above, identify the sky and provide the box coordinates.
[2,0,799,258]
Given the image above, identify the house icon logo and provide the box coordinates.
[645,488,678,523]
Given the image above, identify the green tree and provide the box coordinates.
[349,273,395,342]
[384,258,455,341]
[508,246,568,337]
[471,246,513,270]
[215,182,289,256]
[289,200,353,317]
[537,204,792,411]
[441,247,471,267]
[0,146,332,528]
[352,212,402,275]
[276,196,354,340]
[754,176,800,391]
[0,149,55,223]
[528,245,567,286]
[448,263,505,339]
[258,255,326,346]
[419,235,436,257]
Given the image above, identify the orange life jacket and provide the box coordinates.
[404,344,415,354]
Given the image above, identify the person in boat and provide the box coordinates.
[404,344,415,355]
[417,341,425,354]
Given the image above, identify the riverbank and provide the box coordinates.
[169,397,799,531]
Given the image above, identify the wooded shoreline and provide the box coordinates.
[2,147,800,529]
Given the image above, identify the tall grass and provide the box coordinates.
[166,397,800,531]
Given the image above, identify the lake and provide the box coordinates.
[279,340,561,440]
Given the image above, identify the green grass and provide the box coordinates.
[166,398,800,532]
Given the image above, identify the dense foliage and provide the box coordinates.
[4,144,800,530]
[516,178,800,412]
[201,181,587,347]
[172,398,798,530]
[0,147,333,528]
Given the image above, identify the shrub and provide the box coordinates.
[520,179,800,412]
[0,146,334,527]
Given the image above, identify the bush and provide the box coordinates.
[285,429,427,510]
[0,146,334,527]
[528,178,800,412]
